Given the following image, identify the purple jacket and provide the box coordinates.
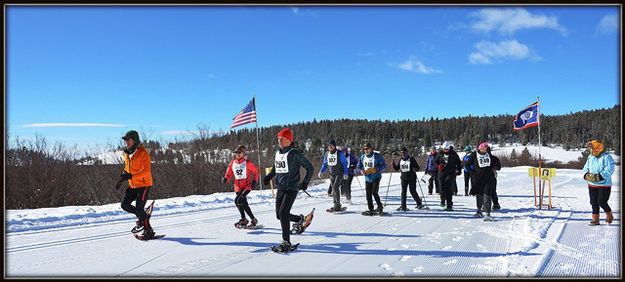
[346,153,359,176]
[425,153,437,172]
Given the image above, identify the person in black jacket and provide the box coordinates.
[434,142,462,211]
[263,128,314,250]
[391,147,423,211]
[467,142,501,220]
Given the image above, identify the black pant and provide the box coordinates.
[330,175,343,208]
[491,177,499,207]
[440,174,455,209]
[365,178,383,211]
[400,178,422,208]
[427,171,439,194]
[464,172,472,194]
[343,175,353,201]
[121,187,151,228]
[589,187,611,214]
[476,193,493,214]
[235,190,255,219]
[275,189,301,243]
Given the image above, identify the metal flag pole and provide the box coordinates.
[537,96,544,209]
[254,95,263,194]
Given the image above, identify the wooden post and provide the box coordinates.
[533,169,537,207]
[548,178,552,210]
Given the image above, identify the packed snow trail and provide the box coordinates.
[5,167,620,277]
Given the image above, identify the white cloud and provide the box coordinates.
[468,40,539,64]
[596,14,618,35]
[290,7,299,15]
[395,57,442,74]
[21,123,125,128]
[207,73,216,79]
[471,8,566,35]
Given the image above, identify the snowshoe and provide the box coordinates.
[396,206,409,212]
[483,214,494,222]
[326,206,347,213]
[134,228,165,241]
[440,202,446,207]
[361,210,375,216]
[235,218,249,229]
[473,212,484,218]
[444,207,454,211]
[270,241,299,254]
[291,209,314,235]
[416,204,424,210]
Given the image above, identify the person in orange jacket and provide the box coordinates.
[223,145,260,229]
[119,130,155,238]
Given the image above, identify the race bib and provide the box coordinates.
[400,159,411,172]
[232,161,247,180]
[275,150,291,174]
[327,151,338,166]
[477,153,491,168]
[363,155,375,170]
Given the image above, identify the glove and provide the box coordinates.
[456,170,461,176]
[120,171,132,181]
[365,168,377,175]
[222,177,228,184]
[299,181,309,191]
[263,175,271,186]
[343,174,349,180]
[318,172,322,178]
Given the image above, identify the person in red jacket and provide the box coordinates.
[223,145,260,228]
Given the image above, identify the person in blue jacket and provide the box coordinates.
[341,146,359,204]
[583,140,616,225]
[357,143,387,215]
[319,140,349,212]
[462,145,474,196]
[425,146,440,195]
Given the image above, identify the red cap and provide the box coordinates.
[277,128,293,142]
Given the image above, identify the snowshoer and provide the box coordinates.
[583,140,616,225]
[467,142,501,221]
[119,130,156,239]
[357,143,387,215]
[319,139,349,212]
[462,145,474,196]
[391,147,423,211]
[263,128,314,251]
[450,145,460,196]
[487,146,501,210]
[435,142,462,211]
[342,146,359,204]
[223,145,259,229]
[425,146,439,195]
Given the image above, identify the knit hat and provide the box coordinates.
[363,143,373,150]
[464,145,473,152]
[328,139,337,147]
[442,141,451,150]
[277,128,293,142]
[588,140,604,156]
[400,147,408,152]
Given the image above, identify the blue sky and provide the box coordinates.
[6,6,620,149]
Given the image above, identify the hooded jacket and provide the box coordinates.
[123,144,153,188]
[266,143,314,191]
[582,151,615,188]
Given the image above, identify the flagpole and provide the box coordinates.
[537,96,543,209]
[254,95,263,194]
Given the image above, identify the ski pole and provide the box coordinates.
[416,172,430,210]
[384,172,392,206]
[355,173,366,199]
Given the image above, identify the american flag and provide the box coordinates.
[230,98,257,129]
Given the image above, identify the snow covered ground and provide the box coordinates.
[490,144,620,163]
[5,167,621,277]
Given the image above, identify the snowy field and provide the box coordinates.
[5,167,621,278]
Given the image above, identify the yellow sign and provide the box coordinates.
[528,167,556,180]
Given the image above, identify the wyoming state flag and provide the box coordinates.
[513,102,539,131]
